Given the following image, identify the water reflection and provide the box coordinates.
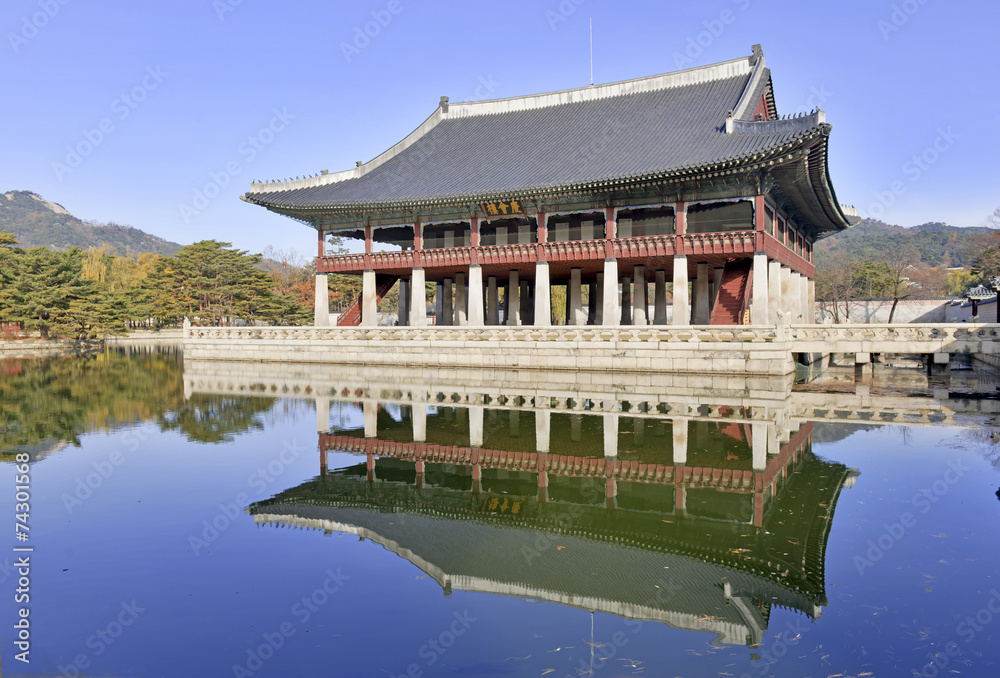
[250,401,857,647]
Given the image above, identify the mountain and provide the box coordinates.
[0,190,182,255]
[816,218,991,269]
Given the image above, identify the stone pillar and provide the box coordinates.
[412,403,427,443]
[507,271,520,325]
[807,278,816,324]
[364,401,378,438]
[800,274,811,323]
[486,275,499,325]
[653,270,667,324]
[693,263,710,325]
[620,275,632,325]
[751,252,769,325]
[672,256,689,325]
[672,417,688,465]
[455,272,467,326]
[410,267,427,326]
[780,265,792,319]
[569,268,584,325]
[469,405,484,447]
[468,266,484,326]
[788,272,802,322]
[520,280,533,325]
[361,269,377,326]
[602,260,619,326]
[587,281,598,325]
[768,259,781,324]
[314,274,330,327]
[603,413,619,458]
[398,278,409,326]
[533,262,550,327]
[315,396,330,434]
[752,422,767,471]
[440,278,453,326]
[536,409,550,453]
[633,265,647,326]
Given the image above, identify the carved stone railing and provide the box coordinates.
[788,323,1000,353]
[184,324,781,344]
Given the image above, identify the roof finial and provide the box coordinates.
[439,96,449,114]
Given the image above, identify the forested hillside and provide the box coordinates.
[0,190,181,255]
[815,219,989,269]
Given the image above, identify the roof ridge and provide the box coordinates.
[248,49,762,197]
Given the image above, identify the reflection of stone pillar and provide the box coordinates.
[410,268,427,326]
[672,418,688,465]
[364,401,377,438]
[606,478,618,509]
[469,406,484,447]
[672,256,689,325]
[653,270,667,325]
[534,262,551,328]
[509,409,520,437]
[768,259,781,324]
[412,403,427,442]
[603,413,618,458]
[570,413,582,441]
[633,417,645,446]
[314,274,330,327]
[752,422,767,471]
[315,396,330,434]
[468,266,484,326]
[455,272,467,326]
[751,252,769,325]
[536,409,550,453]
[569,268,584,325]
[693,263,710,325]
[602,260,619,327]
[767,422,780,456]
[362,269,377,326]
[486,275,498,325]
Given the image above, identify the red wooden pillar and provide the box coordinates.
[754,195,766,251]
[413,221,423,267]
[317,229,325,258]
[470,217,480,247]
[536,212,547,259]
[364,226,373,254]
[604,207,616,258]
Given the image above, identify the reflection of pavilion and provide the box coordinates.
[249,405,856,646]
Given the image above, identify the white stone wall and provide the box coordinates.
[946,298,997,323]
[816,299,949,324]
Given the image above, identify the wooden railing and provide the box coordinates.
[317,232,759,274]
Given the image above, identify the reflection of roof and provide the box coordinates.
[249,450,853,646]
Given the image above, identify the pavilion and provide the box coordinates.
[243,45,855,328]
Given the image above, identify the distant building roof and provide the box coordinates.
[243,46,852,238]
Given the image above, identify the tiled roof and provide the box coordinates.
[244,49,829,213]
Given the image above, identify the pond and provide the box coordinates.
[2,348,999,677]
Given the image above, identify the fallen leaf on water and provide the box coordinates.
[541,671,555,676]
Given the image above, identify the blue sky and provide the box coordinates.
[3,0,997,259]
